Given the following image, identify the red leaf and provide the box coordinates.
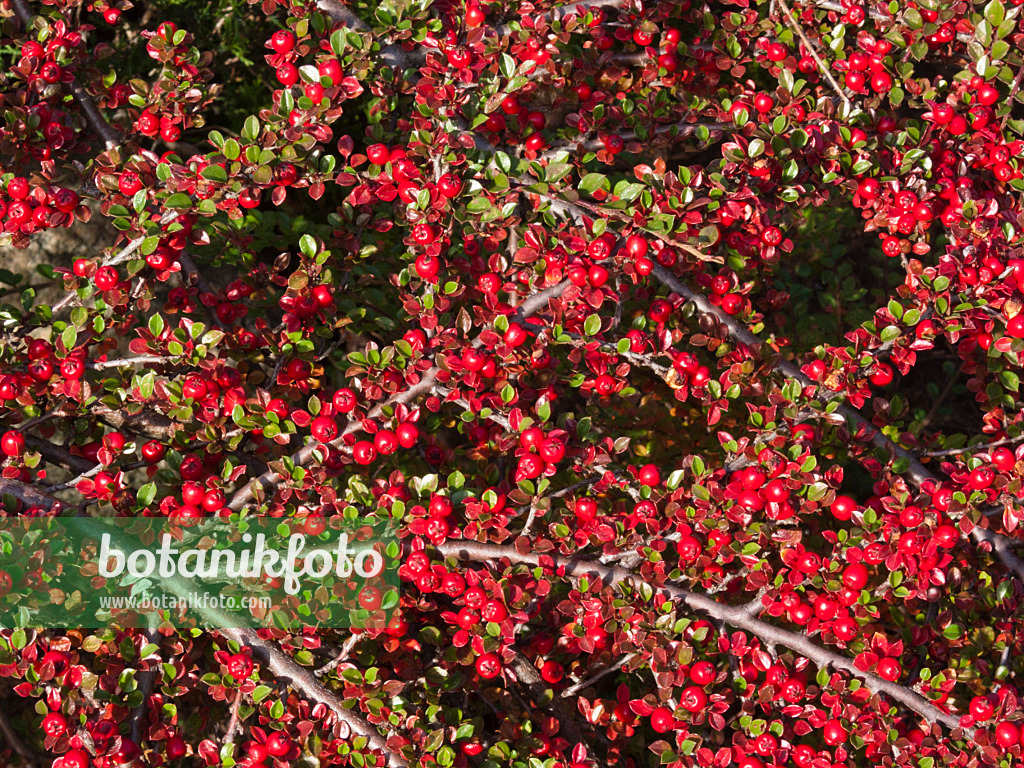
[198,739,220,765]
[751,649,772,671]
[853,651,877,671]
[629,699,655,716]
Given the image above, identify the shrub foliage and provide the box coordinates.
[2,0,1024,766]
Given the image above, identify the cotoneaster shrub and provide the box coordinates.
[1,0,1024,766]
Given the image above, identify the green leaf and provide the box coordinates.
[164,193,193,211]
[583,314,601,336]
[300,234,318,258]
[137,482,157,506]
[62,325,77,353]
[242,115,260,141]
[499,53,516,79]
[579,173,608,194]
[140,236,160,256]
[617,183,644,203]
[200,164,227,182]
[985,0,1005,26]
[877,325,900,344]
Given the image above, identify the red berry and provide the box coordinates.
[977,84,999,106]
[265,732,291,757]
[311,415,339,442]
[830,494,857,521]
[823,719,847,745]
[638,463,660,486]
[166,736,187,759]
[876,657,901,681]
[352,440,377,465]
[970,694,995,721]
[475,652,502,678]
[761,226,783,246]
[995,722,1020,748]
[95,266,119,291]
[226,653,254,679]
[270,30,295,54]
[396,422,419,448]
[650,706,675,733]
[540,660,563,683]
[575,498,597,522]
[680,685,707,712]
[41,712,66,737]
[1,431,25,457]
[689,660,715,685]
[276,63,299,86]
[333,388,358,413]
[318,58,343,84]
[367,143,390,164]
[869,362,893,386]
[842,563,869,590]
[1007,315,1024,339]
[625,234,649,258]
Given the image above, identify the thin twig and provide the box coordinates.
[1002,61,1024,129]
[919,434,1024,458]
[438,541,966,734]
[224,689,242,744]
[532,190,1024,584]
[130,628,160,746]
[219,628,406,768]
[87,355,177,370]
[0,704,41,766]
[10,0,121,149]
[560,653,636,698]
[777,0,852,110]
[314,634,361,677]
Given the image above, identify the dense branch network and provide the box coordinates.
[1,0,1023,765]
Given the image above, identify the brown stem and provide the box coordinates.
[129,629,160,746]
[508,651,596,759]
[920,434,1024,458]
[224,688,242,744]
[437,541,966,734]
[0,478,63,513]
[11,0,121,149]
[559,653,636,698]
[314,633,361,677]
[537,122,732,163]
[91,405,176,441]
[777,0,852,110]
[315,0,416,70]
[494,0,624,37]
[227,278,572,512]
[1002,60,1024,129]
[0,702,42,766]
[219,628,407,767]
[810,0,974,43]
[23,435,95,475]
[87,355,177,370]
